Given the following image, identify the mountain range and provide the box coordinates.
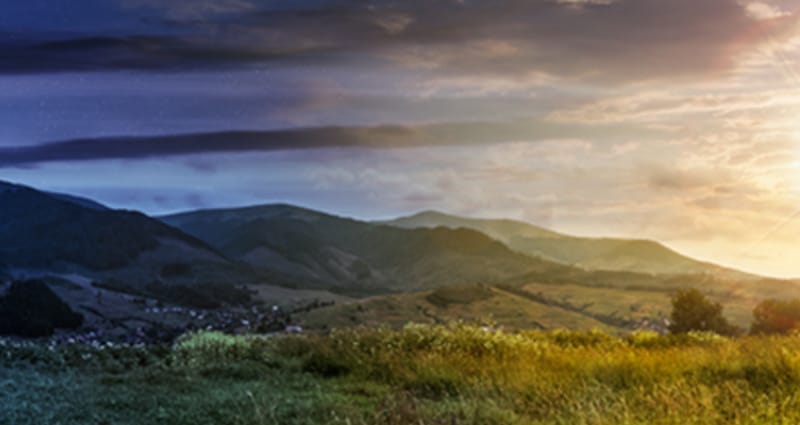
[0,179,795,334]
[385,210,751,278]
[161,204,566,295]
[0,180,254,307]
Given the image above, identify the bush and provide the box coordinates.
[172,331,274,369]
[751,298,800,335]
[0,279,83,337]
[668,288,736,336]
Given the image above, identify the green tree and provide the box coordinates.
[751,298,800,335]
[669,288,736,335]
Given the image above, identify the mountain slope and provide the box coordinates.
[44,191,110,211]
[0,180,256,306]
[385,211,751,278]
[0,181,217,270]
[161,204,568,295]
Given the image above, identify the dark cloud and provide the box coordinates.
[0,35,317,74]
[0,120,667,167]
[1,0,796,81]
[278,0,798,82]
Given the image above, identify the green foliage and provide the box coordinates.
[669,288,737,336]
[172,331,276,370]
[13,326,800,423]
[751,298,800,335]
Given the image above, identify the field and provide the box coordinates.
[6,325,800,424]
[298,284,618,332]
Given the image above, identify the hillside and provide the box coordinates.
[386,210,752,278]
[3,184,792,336]
[297,270,800,331]
[297,283,620,331]
[161,204,567,295]
[0,180,256,307]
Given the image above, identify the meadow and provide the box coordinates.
[5,324,800,424]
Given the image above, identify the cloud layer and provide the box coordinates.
[0,120,668,166]
[2,0,796,82]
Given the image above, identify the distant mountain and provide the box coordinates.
[6,182,791,337]
[161,204,567,295]
[385,211,752,278]
[387,210,564,240]
[2,183,792,335]
[0,180,254,306]
[45,192,109,211]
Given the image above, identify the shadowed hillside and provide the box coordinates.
[161,204,568,295]
[0,180,257,307]
[0,181,215,270]
[0,279,83,337]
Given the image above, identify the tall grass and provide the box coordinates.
[8,325,800,424]
[266,324,800,424]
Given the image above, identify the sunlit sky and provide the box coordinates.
[3,0,800,277]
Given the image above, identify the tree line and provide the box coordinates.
[669,288,800,336]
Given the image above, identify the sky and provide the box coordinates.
[2,0,800,277]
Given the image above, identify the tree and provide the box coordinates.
[669,288,736,335]
[0,279,83,337]
[751,299,800,335]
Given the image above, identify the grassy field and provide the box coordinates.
[6,325,800,424]
[298,284,617,331]
[295,274,800,333]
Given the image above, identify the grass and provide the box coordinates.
[296,275,800,333]
[298,286,615,331]
[7,325,800,423]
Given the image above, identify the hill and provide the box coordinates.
[4,185,794,336]
[385,210,752,278]
[297,283,620,331]
[0,180,256,307]
[161,204,567,295]
[296,270,800,331]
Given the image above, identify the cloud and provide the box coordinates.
[745,2,790,20]
[220,0,800,82]
[2,0,797,82]
[121,0,256,19]
[646,166,728,191]
[0,120,668,167]
[548,90,800,124]
[0,36,307,74]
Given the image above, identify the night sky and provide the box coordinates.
[3,0,800,277]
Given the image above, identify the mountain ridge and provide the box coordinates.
[0,179,259,307]
[2,185,795,336]
[161,204,570,295]
[384,210,754,279]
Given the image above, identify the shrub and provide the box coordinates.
[668,288,736,336]
[0,279,83,337]
[751,298,800,335]
[172,331,274,369]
